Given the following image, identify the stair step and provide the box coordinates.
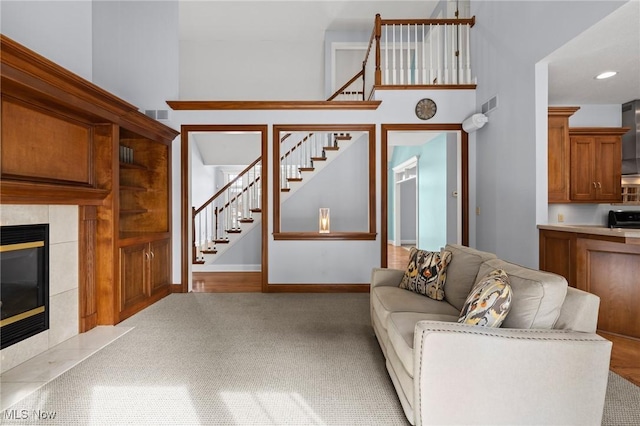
[287,177,303,182]
[310,157,326,162]
[239,218,254,223]
[214,239,230,244]
[335,135,352,141]
[250,208,262,213]
[299,167,315,172]
[193,260,206,265]
[281,188,291,192]
[226,229,242,234]
[201,249,217,254]
[324,146,339,151]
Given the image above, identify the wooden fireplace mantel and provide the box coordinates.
[1,35,180,332]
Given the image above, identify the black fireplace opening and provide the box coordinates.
[1,224,49,349]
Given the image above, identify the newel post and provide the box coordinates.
[374,13,382,86]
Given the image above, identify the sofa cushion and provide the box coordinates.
[477,259,568,329]
[371,286,461,331]
[399,248,452,300]
[387,312,460,378]
[443,244,498,311]
[458,269,512,327]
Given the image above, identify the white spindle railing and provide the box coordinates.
[192,158,262,264]
[280,131,342,191]
[379,22,474,85]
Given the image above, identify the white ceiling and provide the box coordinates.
[546,0,640,105]
[179,1,438,41]
[183,1,639,166]
[193,132,262,165]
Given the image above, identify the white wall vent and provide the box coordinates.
[481,95,498,115]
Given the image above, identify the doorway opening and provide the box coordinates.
[381,124,469,268]
[180,125,268,293]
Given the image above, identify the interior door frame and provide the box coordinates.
[392,156,419,247]
[180,124,269,293]
[381,124,468,267]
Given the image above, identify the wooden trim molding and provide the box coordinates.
[568,127,630,136]
[273,232,377,241]
[381,123,469,267]
[79,206,98,332]
[180,125,269,293]
[374,84,477,91]
[272,124,376,240]
[167,100,381,111]
[267,284,370,293]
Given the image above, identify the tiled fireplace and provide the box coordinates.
[0,205,79,373]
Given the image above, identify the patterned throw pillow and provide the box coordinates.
[458,269,512,327]
[399,248,452,300]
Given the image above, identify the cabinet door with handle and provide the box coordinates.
[595,136,622,201]
[149,238,171,295]
[119,243,149,313]
[570,135,596,201]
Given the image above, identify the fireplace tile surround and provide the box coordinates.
[0,205,79,373]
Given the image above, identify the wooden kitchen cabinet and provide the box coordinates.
[548,107,579,203]
[576,238,640,340]
[570,128,627,202]
[539,229,576,287]
[540,226,640,341]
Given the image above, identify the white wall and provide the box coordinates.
[281,135,370,232]
[0,0,93,80]
[567,104,622,127]
[191,146,215,208]
[180,39,325,100]
[172,88,474,286]
[471,0,626,267]
[92,0,179,111]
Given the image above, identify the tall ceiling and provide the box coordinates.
[546,0,640,105]
[179,1,439,41]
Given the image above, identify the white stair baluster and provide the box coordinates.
[436,24,441,84]
[399,25,404,84]
[465,24,471,84]
[384,25,389,85]
[443,24,449,84]
[429,24,434,84]
[392,24,396,84]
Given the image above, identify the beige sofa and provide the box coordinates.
[371,244,612,426]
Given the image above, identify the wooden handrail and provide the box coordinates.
[326,69,364,101]
[380,17,475,27]
[218,177,261,211]
[280,133,313,161]
[194,156,261,214]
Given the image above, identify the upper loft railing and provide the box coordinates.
[329,14,476,101]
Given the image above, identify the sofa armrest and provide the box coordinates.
[413,321,612,426]
[555,286,600,333]
[371,268,405,288]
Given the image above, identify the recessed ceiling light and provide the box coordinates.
[595,71,617,80]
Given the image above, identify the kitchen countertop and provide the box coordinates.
[538,224,640,240]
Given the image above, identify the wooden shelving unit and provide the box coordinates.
[0,34,179,329]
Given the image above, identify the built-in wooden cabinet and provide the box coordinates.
[0,35,179,329]
[119,238,171,320]
[548,107,579,203]
[569,128,627,203]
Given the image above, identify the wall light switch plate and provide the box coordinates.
[558,213,564,223]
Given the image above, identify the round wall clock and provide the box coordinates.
[415,98,437,120]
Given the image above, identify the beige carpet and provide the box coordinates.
[3,293,639,425]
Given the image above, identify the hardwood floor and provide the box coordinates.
[192,272,261,292]
[387,243,410,269]
[599,331,640,387]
